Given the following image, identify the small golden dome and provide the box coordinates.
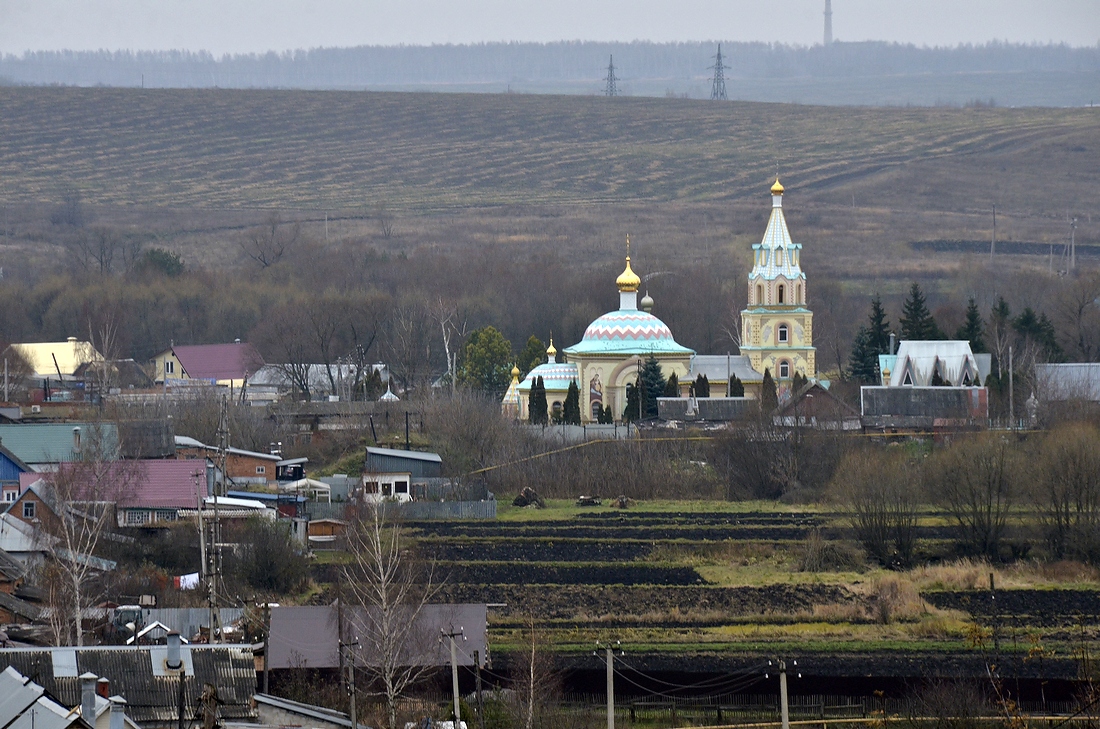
[546,337,557,358]
[511,364,520,380]
[616,256,641,292]
[771,177,784,195]
[882,367,891,378]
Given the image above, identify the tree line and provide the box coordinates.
[3,41,1096,89]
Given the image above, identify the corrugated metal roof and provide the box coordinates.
[365,447,441,464]
[123,460,208,510]
[1035,363,1100,400]
[269,604,487,671]
[0,424,120,466]
[689,355,763,383]
[171,343,264,382]
[0,646,258,725]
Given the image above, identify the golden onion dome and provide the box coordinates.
[511,364,520,380]
[616,256,641,292]
[771,177,784,195]
[546,337,557,358]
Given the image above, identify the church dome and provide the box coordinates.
[565,309,693,356]
[616,257,641,293]
[771,177,784,195]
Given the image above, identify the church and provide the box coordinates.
[502,178,816,423]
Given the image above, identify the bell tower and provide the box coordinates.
[740,178,816,381]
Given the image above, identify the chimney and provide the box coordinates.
[889,332,896,355]
[109,696,127,729]
[72,427,82,453]
[96,676,110,699]
[68,336,78,344]
[80,672,98,721]
[167,630,183,670]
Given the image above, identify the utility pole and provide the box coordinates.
[340,639,359,729]
[779,660,790,729]
[990,204,996,262]
[442,628,465,725]
[208,394,229,644]
[262,602,271,694]
[605,55,619,97]
[1071,217,1078,271]
[606,646,615,729]
[1009,345,1015,429]
[474,650,486,729]
[709,44,729,101]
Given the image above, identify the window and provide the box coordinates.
[3,490,15,503]
[777,285,785,304]
[779,361,790,379]
[778,324,789,343]
[256,466,266,474]
[796,284,802,303]
[902,371,913,386]
[156,510,177,522]
[125,510,150,525]
[164,360,174,375]
[22,501,35,520]
[395,481,409,495]
[756,284,764,304]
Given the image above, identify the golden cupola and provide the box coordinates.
[770,177,784,196]
[546,337,557,360]
[616,256,641,293]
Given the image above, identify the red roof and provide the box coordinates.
[173,343,264,381]
[123,460,208,509]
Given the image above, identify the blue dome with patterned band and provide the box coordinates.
[563,309,694,356]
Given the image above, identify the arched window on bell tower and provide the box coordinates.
[778,324,789,343]
[797,284,802,304]
[756,284,764,305]
[777,284,785,304]
[779,360,790,379]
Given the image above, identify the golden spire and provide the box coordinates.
[616,235,641,293]
[771,176,784,195]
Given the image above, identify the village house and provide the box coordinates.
[150,341,264,389]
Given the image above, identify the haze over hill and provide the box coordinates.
[3,41,1099,107]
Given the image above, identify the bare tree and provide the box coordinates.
[385,300,436,396]
[1055,272,1100,362]
[240,213,301,268]
[38,425,140,645]
[432,298,468,394]
[510,618,561,729]
[1033,423,1100,563]
[343,503,438,729]
[829,448,918,567]
[924,433,1021,560]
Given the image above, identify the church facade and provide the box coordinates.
[503,178,815,422]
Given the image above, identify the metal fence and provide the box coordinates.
[398,500,496,520]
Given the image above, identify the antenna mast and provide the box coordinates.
[824,0,833,45]
[207,394,229,644]
[605,55,619,97]
[709,44,729,101]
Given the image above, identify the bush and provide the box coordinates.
[227,517,310,594]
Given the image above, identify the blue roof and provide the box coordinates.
[563,309,694,357]
[0,423,119,465]
[518,363,579,392]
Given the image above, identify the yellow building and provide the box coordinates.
[7,337,103,379]
[740,178,816,381]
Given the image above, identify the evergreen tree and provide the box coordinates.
[930,365,947,386]
[528,376,548,425]
[867,294,892,354]
[623,382,640,423]
[639,355,665,418]
[988,296,1013,378]
[900,283,942,341]
[563,380,581,424]
[457,325,513,394]
[663,373,679,397]
[761,368,778,412]
[694,374,710,397]
[728,374,744,397]
[599,404,613,424]
[791,371,807,393]
[517,335,547,376]
[848,326,880,383]
[955,298,986,352]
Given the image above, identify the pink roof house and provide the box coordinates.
[152,342,265,386]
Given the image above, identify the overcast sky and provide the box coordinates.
[1,0,1096,55]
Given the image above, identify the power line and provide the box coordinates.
[605,55,619,97]
[710,44,729,101]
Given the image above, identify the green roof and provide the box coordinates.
[0,423,119,465]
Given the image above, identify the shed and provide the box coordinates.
[364,447,442,478]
